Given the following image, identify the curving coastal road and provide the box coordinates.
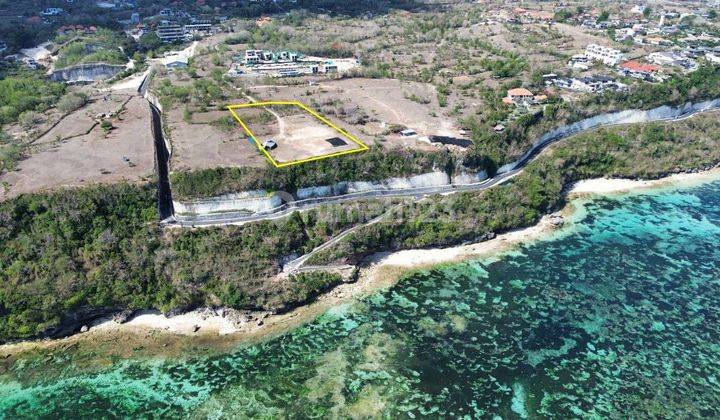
[146,82,720,228]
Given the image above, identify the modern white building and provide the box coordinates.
[550,76,626,93]
[568,54,591,70]
[156,25,186,43]
[184,22,212,35]
[585,44,624,66]
[41,7,65,16]
[647,51,696,71]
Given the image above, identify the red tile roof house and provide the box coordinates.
[503,88,547,106]
[619,60,660,80]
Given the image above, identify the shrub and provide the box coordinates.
[18,110,43,129]
[100,119,113,133]
[57,92,88,114]
[288,271,343,302]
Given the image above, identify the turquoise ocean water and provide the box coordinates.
[1,178,720,418]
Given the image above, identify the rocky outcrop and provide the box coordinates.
[113,309,135,324]
[50,63,126,83]
[42,306,121,338]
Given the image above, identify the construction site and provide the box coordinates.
[227,49,360,78]
[228,101,367,166]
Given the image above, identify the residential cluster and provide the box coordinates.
[123,7,223,43]
[489,1,718,133]
[228,49,360,78]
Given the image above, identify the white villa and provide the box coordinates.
[585,44,624,66]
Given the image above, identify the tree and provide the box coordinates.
[553,9,573,23]
[643,6,652,18]
[708,9,717,20]
[100,119,113,134]
[597,10,610,23]
[138,32,162,52]
[607,28,617,40]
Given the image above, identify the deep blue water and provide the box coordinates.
[1,178,720,418]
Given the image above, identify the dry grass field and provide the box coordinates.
[165,108,267,172]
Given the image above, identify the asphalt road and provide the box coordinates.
[169,170,522,227]
[158,97,720,228]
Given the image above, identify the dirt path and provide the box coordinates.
[243,92,286,137]
[282,203,404,273]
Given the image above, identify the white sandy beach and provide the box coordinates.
[92,309,244,336]
[568,168,720,195]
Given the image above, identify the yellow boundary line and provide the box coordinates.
[227,100,369,168]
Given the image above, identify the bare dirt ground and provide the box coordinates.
[34,93,132,145]
[247,78,463,150]
[232,105,363,164]
[0,95,154,201]
[166,108,267,172]
[4,91,131,144]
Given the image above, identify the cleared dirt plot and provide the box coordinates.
[0,96,154,201]
[247,78,465,150]
[228,102,366,166]
[165,108,267,172]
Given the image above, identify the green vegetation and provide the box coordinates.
[288,271,344,303]
[154,76,235,111]
[0,183,391,341]
[584,64,720,111]
[553,9,575,23]
[0,68,65,125]
[54,29,128,69]
[18,111,44,130]
[170,148,458,200]
[100,119,113,134]
[0,184,159,339]
[468,64,720,168]
[480,57,527,79]
[56,92,89,114]
[210,116,237,132]
[0,130,22,174]
[138,33,163,52]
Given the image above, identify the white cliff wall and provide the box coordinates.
[173,190,283,215]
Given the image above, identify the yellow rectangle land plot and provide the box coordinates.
[227,100,369,168]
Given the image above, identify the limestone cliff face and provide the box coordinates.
[173,190,284,216]
[296,170,488,200]
[171,170,489,218]
[50,63,126,82]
